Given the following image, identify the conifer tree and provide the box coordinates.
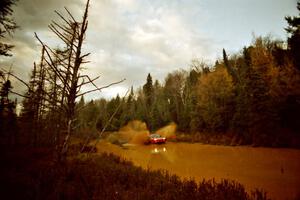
[285,1,300,70]
[0,0,18,56]
[143,73,154,108]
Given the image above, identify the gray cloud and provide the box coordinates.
[83,0,217,98]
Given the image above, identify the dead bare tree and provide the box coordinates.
[32,0,125,159]
[1,0,124,155]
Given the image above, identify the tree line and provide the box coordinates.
[77,3,300,146]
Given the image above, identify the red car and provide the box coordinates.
[146,134,166,144]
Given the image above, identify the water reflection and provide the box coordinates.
[151,146,167,154]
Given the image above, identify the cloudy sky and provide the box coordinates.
[1,0,298,100]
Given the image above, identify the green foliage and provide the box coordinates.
[143,73,154,107]
[19,62,51,146]
[0,72,17,145]
[0,79,12,97]
[164,71,185,130]
[0,0,18,56]
[78,100,100,130]
[197,66,235,133]
[285,1,300,70]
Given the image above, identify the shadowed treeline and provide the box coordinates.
[77,34,300,147]
[78,32,300,147]
[66,3,300,149]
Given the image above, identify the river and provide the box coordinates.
[96,141,300,200]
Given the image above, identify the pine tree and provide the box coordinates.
[20,58,47,146]
[285,1,300,70]
[126,86,136,121]
[143,73,154,107]
[142,74,155,129]
[0,0,18,56]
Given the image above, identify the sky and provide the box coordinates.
[1,0,298,100]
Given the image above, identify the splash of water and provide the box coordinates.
[119,120,148,132]
[107,120,177,145]
[155,122,177,139]
[119,120,150,144]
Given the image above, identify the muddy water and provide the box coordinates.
[96,141,300,200]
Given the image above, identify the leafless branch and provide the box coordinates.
[52,20,73,35]
[35,33,71,90]
[64,7,77,24]
[77,75,100,87]
[55,10,72,27]
[76,78,126,97]
[9,90,29,98]
[0,68,30,89]
[80,53,90,60]
[49,24,73,46]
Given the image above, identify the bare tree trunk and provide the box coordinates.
[6,0,126,160]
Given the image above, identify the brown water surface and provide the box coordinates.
[96,141,300,200]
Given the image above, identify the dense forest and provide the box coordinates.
[78,34,300,147]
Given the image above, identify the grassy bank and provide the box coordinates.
[0,146,269,200]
